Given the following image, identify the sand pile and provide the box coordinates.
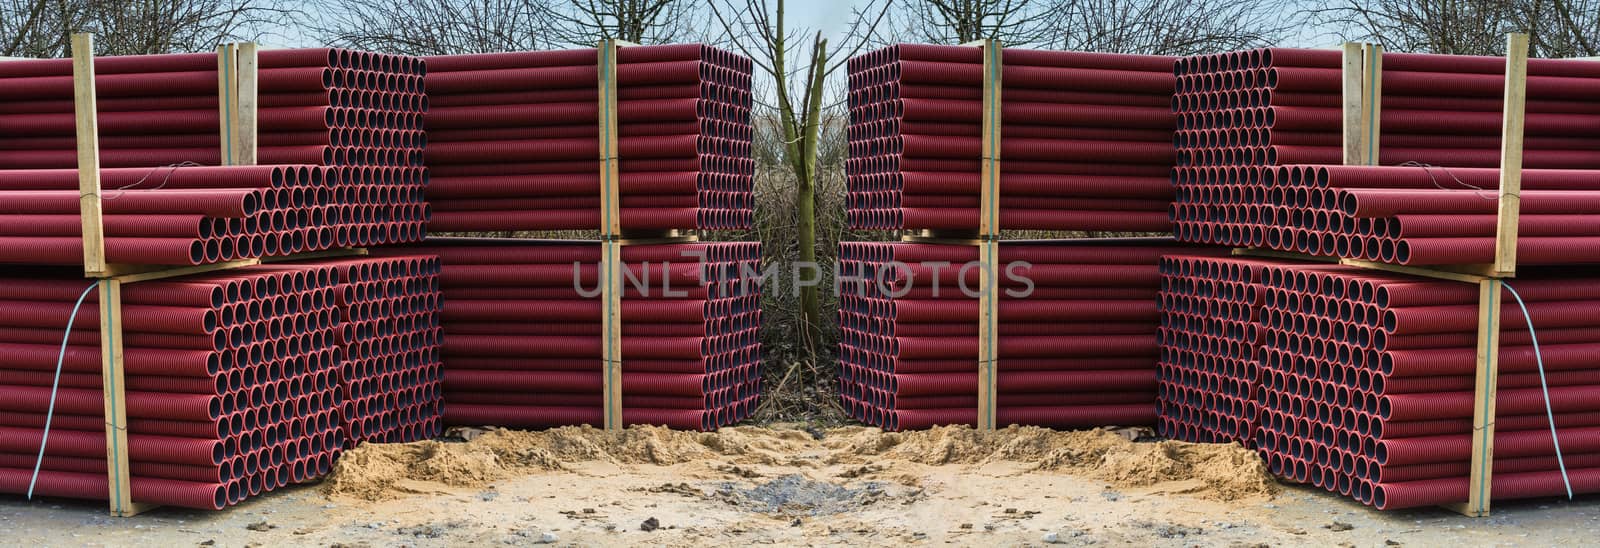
[827,425,1278,501]
[322,425,826,500]
[323,424,1276,503]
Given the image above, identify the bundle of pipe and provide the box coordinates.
[1253,262,1600,509]
[280,255,442,445]
[837,239,1221,431]
[422,45,753,231]
[0,264,346,509]
[375,238,760,431]
[845,44,1177,231]
[1172,47,1600,249]
[1243,164,1600,265]
[0,165,349,266]
[0,48,429,252]
[1156,255,1336,445]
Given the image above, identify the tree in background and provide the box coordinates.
[892,0,1058,46]
[1051,0,1293,54]
[313,0,699,55]
[1304,0,1599,57]
[707,0,888,421]
[893,0,1292,54]
[0,0,295,57]
[547,0,703,46]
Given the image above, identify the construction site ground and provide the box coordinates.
[3,425,1596,547]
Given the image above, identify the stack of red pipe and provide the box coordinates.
[285,256,442,445]
[845,44,1176,231]
[838,239,1219,430]
[0,47,428,264]
[377,238,760,431]
[0,264,346,509]
[1253,262,1600,509]
[1241,164,1600,265]
[0,165,341,265]
[1172,48,1600,249]
[422,45,753,231]
[1156,255,1332,445]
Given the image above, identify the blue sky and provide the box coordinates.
[781,0,859,44]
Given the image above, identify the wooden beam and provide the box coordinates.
[1341,42,1364,166]
[1494,34,1528,276]
[98,279,154,516]
[597,38,625,430]
[976,240,998,431]
[1337,258,1491,284]
[1361,43,1383,166]
[73,33,106,277]
[233,42,259,166]
[1445,278,1503,517]
[217,43,236,165]
[977,38,1001,239]
[597,39,623,239]
[600,240,624,430]
[970,38,1002,431]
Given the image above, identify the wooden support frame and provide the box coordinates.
[1241,36,1527,517]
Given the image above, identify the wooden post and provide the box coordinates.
[973,38,1001,431]
[1494,34,1527,277]
[97,279,153,516]
[218,43,258,166]
[73,33,106,277]
[217,43,237,165]
[1445,32,1528,519]
[1361,44,1382,165]
[1340,42,1364,166]
[1441,278,1502,518]
[233,43,258,166]
[597,38,624,430]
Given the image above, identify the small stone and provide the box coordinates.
[1386,541,1402,546]
[1043,531,1063,544]
[244,521,275,532]
[641,517,660,532]
[536,532,559,544]
[958,523,973,530]
[791,518,802,527]
[1286,527,1307,535]
[199,541,215,546]
[1325,521,1355,532]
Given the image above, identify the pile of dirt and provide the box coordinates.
[826,425,1277,502]
[322,425,817,501]
[323,424,1277,503]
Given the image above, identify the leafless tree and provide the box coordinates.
[1304,0,1600,57]
[892,0,1059,46]
[1051,0,1294,55]
[312,0,555,55]
[708,0,888,346]
[547,0,704,47]
[314,0,699,55]
[1303,0,1515,55]
[0,0,295,57]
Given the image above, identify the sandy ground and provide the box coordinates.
[3,425,1599,547]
